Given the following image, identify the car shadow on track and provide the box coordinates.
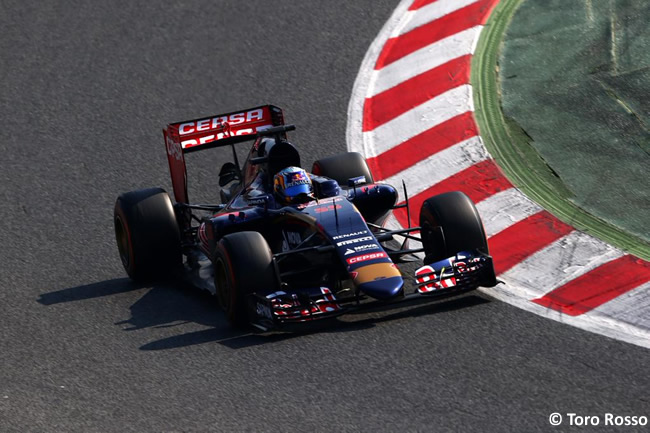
[38,279,491,351]
[37,277,288,350]
[338,294,491,327]
[140,293,492,351]
[37,277,232,340]
[37,278,143,305]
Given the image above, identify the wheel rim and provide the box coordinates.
[114,216,131,269]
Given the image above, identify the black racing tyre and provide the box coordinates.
[213,231,277,328]
[419,191,489,264]
[311,152,374,188]
[114,188,182,282]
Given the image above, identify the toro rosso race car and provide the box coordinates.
[114,105,498,331]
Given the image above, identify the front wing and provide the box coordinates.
[249,287,345,331]
[247,250,495,331]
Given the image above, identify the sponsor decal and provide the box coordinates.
[166,134,183,161]
[341,243,380,256]
[180,124,271,149]
[247,195,270,205]
[285,231,301,245]
[415,265,456,293]
[286,170,310,188]
[352,243,379,253]
[346,252,387,265]
[256,302,273,319]
[281,231,301,251]
[336,236,373,247]
[332,230,368,240]
[178,108,265,135]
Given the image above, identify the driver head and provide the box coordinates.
[273,166,313,204]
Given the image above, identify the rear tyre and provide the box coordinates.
[213,231,277,328]
[312,152,373,188]
[419,191,489,264]
[114,188,182,282]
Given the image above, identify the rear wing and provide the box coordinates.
[163,105,285,205]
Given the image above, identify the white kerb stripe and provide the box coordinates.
[499,231,623,297]
[363,85,474,158]
[349,0,650,350]
[382,136,489,202]
[477,188,543,237]
[397,0,480,36]
[589,281,650,330]
[370,26,481,97]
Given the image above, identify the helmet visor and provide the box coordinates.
[284,183,312,198]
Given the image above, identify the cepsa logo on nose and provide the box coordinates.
[178,108,265,135]
[346,252,387,265]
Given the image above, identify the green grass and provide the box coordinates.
[471,0,650,261]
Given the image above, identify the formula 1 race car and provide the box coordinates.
[114,105,498,330]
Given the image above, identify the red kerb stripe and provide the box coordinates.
[376,0,499,69]
[409,0,439,11]
[363,55,471,131]
[392,159,512,227]
[489,211,574,274]
[367,112,478,180]
[532,255,650,316]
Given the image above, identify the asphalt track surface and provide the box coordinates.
[1,1,648,432]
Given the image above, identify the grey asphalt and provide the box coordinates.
[1,1,648,432]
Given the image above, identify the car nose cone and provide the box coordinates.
[351,262,404,300]
[358,276,404,300]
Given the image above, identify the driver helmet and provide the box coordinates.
[273,166,313,204]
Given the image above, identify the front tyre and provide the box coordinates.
[420,191,489,264]
[114,188,182,282]
[213,231,278,328]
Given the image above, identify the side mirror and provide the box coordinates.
[347,175,367,187]
[218,162,240,187]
